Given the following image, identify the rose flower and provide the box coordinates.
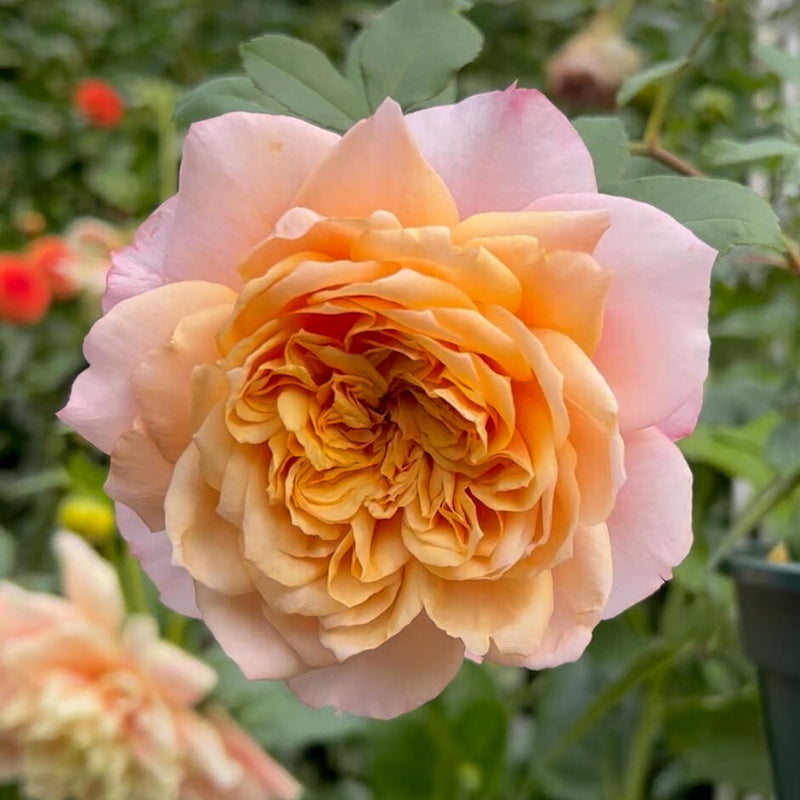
[60,89,715,719]
[73,79,124,128]
[0,532,301,800]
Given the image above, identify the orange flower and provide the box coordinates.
[61,89,715,718]
[0,533,301,800]
[0,253,51,325]
[73,79,124,128]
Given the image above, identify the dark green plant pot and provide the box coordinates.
[726,546,800,800]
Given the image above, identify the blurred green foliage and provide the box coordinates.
[3,0,800,798]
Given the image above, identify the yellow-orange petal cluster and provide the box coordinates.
[0,532,300,800]
[60,89,716,718]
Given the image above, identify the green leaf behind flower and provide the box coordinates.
[616,58,684,106]
[241,34,371,131]
[174,76,286,128]
[604,176,783,256]
[356,0,483,111]
[704,136,800,167]
[573,116,630,188]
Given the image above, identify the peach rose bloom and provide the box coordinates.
[60,88,715,718]
[0,532,300,800]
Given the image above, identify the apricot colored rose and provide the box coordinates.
[0,253,51,325]
[0,532,301,800]
[60,89,715,718]
[73,79,124,128]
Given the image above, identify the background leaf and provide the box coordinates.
[357,0,483,110]
[604,176,784,255]
[572,116,630,188]
[241,34,370,131]
[616,58,684,106]
[174,76,285,128]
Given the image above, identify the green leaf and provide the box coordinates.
[572,116,630,188]
[0,526,17,579]
[765,418,800,473]
[174,77,285,128]
[663,693,772,794]
[679,415,776,488]
[755,43,800,82]
[704,136,800,167]
[604,176,783,255]
[241,34,369,131]
[616,58,684,106]
[357,0,483,110]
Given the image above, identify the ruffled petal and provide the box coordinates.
[287,613,464,719]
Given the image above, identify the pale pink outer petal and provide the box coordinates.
[287,614,465,719]
[103,196,177,312]
[58,281,235,454]
[527,192,715,433]
[203,707,303,800]
[194,587,307,680]
[115,503,199,618]
[162,113,339,288]
[406,87,597,218]
[658,383,704,441]
[602,427,693,618]
[52,531,125,632]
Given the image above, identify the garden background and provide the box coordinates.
[3,0,800,798]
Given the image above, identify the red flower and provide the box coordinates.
[0,254,51,325]
[73,79,124,128]
[27,236,78,299]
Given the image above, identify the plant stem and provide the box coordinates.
[122,548,149,614]
[710,459,800,569]
[621,675,664,800]
[641,1,726,145]
[607,0,637,28]
[628,142,704,177]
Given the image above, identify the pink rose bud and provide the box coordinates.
[546,13,642,109]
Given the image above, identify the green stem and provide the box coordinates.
[710,460,800,569]
[628,141,704,177]
[641,1,726,145]
[621,676,664,800]
[122,548,149,614]
[607,0,637,28]
[166,611,188,646]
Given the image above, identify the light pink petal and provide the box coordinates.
[204,707,303,800]
[123,616,217,706]
[53,531,125,631]
[287,614,465,719]
[602,427,693,618]
[59,281,235,454]
[658,384,704,441]
[194,586,307,680]
[115,503,199,618]
[163,113,338,287]
[406,87,597,218]
[103,197,177,312]
[527,192,715,433]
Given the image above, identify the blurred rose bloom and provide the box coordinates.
[0,253,51,325]
[546,14,641,109]
[0,532,301,800]
[73,79,124,128]
[61,89,715,718]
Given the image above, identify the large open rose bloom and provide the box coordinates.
[0,533,301,800]
[60,88,715,719]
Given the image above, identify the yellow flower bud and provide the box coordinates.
[56,495,115,543]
